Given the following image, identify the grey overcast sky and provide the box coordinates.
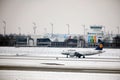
[0,0,120,35]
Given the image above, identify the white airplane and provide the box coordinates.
[61,43,105,58]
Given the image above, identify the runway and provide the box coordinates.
[0,56,120,73]
[0,56,120,80]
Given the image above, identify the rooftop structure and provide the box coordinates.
[87,26,104,45]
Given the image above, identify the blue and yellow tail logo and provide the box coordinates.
[99,44,103,48]
[96,43,103,50]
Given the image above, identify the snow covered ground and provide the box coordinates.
[0,47,120,58]
[0,47,120,80]
[0,56,120,80]
[0,70,120,80]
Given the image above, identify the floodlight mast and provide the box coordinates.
[82,25,85,37]
[50,23,53,37]
[117,26,119,34]
[18,27,21,35]
[3,20,6,36]
[66,24,70,35]
[33,22,37,35]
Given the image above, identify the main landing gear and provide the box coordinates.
[74,52,85,58]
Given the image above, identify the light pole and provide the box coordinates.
[18,27,21,35]
[102,26,105,35]
[82,25,85,47]
[3,20,6,36]
[66,24,70,35]
[50,23,53,37]
[33,22,37,35]
[82,25,85,37]
[117,26,119,34]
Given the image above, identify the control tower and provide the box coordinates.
[87,26,103,44]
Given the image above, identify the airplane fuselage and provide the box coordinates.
[61,49,105,58]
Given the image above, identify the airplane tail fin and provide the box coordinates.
[95,42,104,50]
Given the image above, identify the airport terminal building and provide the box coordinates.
[0,25,119,48]
[14,26,104,47]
